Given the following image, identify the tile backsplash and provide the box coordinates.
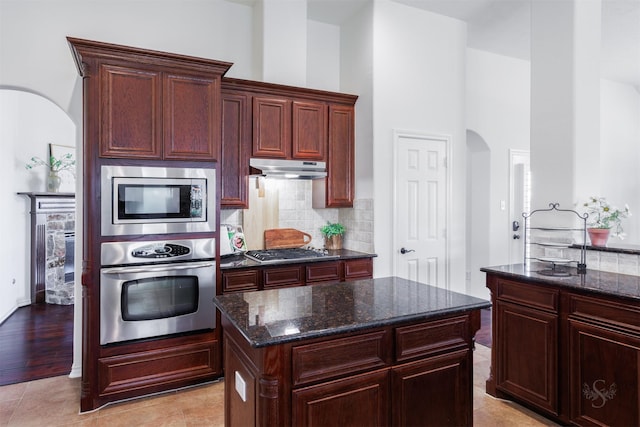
[531,232,640,277]
[220,179,374,253]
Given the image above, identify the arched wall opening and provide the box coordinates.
[466,129,491,299]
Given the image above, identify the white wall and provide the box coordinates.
[372,0,467,292]
[0,0,255,110]
[0,89,76,323]
[341,2,374,200]
[307,20,340,92]
[600,79,640,243]
[465,49,530,297]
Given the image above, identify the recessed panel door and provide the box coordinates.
[394,132,448,287]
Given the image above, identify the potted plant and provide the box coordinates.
[582,196,631,246]
[26,152,75,193]
[320,222,345,250]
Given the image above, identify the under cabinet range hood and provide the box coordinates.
[249,158,327,179]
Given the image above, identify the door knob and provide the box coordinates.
[400,247,415,254]
[513,234,521,240]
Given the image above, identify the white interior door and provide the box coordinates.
[393,132,448,288]
[509,150,530,265]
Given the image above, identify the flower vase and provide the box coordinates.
[587,228,611,247]
[324,235,343,250]
[48,171,62,193]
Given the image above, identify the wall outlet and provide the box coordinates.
[235,371,247,402]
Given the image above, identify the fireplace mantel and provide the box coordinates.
[19,192,76,304]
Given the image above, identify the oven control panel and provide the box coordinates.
[132,243,191,259]
[101,238,215,267]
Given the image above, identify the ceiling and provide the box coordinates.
[306,0,640,89]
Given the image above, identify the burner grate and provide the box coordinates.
[245,248,338,263]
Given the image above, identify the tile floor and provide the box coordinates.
[0,345,558,426]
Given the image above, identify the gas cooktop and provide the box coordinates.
[244,248,339,264]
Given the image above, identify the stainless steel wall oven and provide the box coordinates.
[101,165,215,236]
[100,238,216,345]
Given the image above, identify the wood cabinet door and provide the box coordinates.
[163,73,219,161]
[221,90,251,208]
[252,96,291,158]
[569,319,640,427]
[222,269,260,294]
[495,299,559,415]
[305,261,340,284]
[99,63,162,159]
[343,258,373,281]
[292,369,389,427]
[263,265,304,289]
[292,100,327,160]
[326,104,355,207]
[391,348,471,427]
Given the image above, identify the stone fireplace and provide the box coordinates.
[20,192,76,305]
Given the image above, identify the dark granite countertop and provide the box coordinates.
[570,242,640,256]
[213,276,491,348]
[219,249,377,270]
[481,263,640,302]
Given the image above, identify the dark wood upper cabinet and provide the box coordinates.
[252,95,291,158]
[220,78,357,209]
[326,104,355,207]
[292,100,327,160]
[163,73,220,160]
[221,90,251,208]
[69,37,231,162]
[99,64,162,159]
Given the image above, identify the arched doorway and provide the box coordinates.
[466,130,490,299]
[0,88,78,384]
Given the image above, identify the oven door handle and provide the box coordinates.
[101,261,214,275]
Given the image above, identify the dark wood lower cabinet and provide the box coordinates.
[89,330,221,408]
[222,311,479,426]
[221,257,374,294]
[391,349,471,427]
[495,299,558,415]
[292,370,389,427]
[568,318,640,426]
[485,271,640,426]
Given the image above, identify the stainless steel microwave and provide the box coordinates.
[101,165,215,236]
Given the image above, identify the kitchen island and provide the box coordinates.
[213,277,490,426]
[482,263,640,426]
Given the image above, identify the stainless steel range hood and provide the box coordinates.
[249,158,327,179]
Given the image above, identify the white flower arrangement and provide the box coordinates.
[582,196,631,239]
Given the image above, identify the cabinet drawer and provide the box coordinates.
[568,293,640,333]
[306,262,340,283]
[496,279,558,312]
[395,315,469,363]
[98,339,219,396]
[292,330,390,386]
[263,266,304,289]
[222,269,259,293]
[344,258,373,280]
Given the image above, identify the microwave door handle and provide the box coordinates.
[101,261,214,275]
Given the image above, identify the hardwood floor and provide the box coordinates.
[476,307,492,348]
[0,304,73,386]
